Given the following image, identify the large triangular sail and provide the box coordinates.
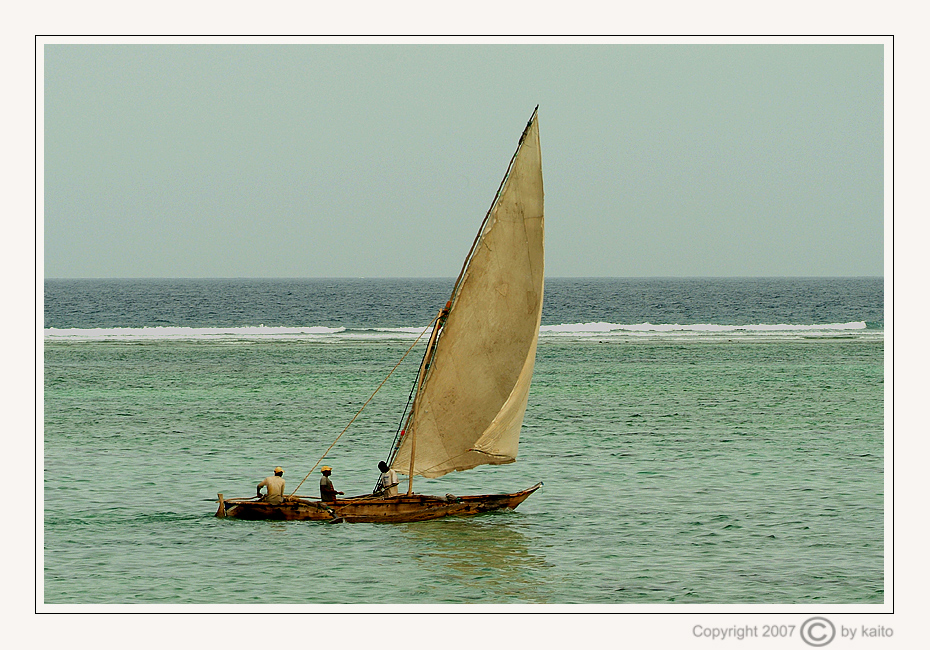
[392,109,544,479]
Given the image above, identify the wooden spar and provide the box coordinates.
[448,106,538,307]
[406,426,416,495]
[406,307,446,495]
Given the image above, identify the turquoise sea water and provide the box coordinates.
[43,278,884,605]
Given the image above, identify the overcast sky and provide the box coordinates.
[43,43,884,278]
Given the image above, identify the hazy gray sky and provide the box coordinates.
[43,44,884,278]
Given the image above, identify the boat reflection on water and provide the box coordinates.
[398,513,554,602]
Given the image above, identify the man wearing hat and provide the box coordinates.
[257,467,286,505]
[320,466,344,503]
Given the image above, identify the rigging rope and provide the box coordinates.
[375,353,421,493]
[288,313,439,496]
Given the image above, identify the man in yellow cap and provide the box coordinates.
[257,467,285,505]
[320,466,344,503]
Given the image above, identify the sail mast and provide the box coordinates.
[405,306,448,494]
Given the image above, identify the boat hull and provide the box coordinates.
[220,497,337,521]
[216,483,542,523]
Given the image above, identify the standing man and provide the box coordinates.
[377,461,399,497]
[320,466,344,502]
[257,466,285,505]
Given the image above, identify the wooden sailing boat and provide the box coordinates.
[217,107,544,523]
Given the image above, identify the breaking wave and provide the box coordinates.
[539,321,874,339]
[44,321,880,342]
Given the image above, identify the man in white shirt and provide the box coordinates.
[257,466,285,504]
[377,461,399,498]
